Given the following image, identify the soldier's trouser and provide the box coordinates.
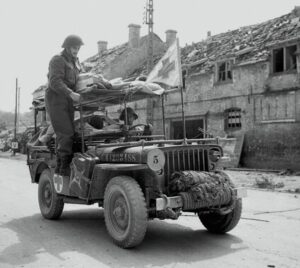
[45,89,74,176]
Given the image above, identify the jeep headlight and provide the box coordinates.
[147,149,165,171]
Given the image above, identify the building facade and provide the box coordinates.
[154,7,300,170]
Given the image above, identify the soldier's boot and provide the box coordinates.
[59,154,74,194]
[60,154,73,177]
[54,153,62,175]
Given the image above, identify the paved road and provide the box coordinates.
[0,157,299,268]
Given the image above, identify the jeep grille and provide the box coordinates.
[163,147,210,179]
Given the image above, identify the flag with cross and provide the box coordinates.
[146,38,183,88]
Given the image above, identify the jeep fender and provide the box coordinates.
[90,163,148,200]
[34,161,51,183]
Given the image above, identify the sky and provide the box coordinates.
[0,0,298,113]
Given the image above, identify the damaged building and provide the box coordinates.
[124,7,300,171]
[176,6,300,170]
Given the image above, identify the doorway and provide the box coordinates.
[171,118,205,139]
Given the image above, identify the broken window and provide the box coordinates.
[225,108,241,130]
[286,45,297,70]
[273,44,297,73]
[217,60,233,82]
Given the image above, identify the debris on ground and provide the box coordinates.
[278,169,293,176]
[223,170,300,194]
[255,176,275,189]
[254,176,284,189]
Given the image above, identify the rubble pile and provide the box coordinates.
[181,9,300,73]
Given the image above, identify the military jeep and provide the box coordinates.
[27,84,246,248]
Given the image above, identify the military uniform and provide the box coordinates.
[45,49,81,176]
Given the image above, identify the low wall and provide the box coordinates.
[241,122,300,170]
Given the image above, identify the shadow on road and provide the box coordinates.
[0,208,247,267]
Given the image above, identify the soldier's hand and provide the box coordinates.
[70,92,81,103]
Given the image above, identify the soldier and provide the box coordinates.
[45,35,83,183]
[119,107,153,136]
[119,107,138,127]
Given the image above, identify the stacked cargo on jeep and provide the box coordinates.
[27,80,246,248]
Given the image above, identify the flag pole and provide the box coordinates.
[180,85,186,141]
[176,38,186,142]
[161,94,166,139]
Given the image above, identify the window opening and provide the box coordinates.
[225,108,241,129]
[273,45,297,73]
[217,60,233,82]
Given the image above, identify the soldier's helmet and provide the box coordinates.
[62,35,84,48]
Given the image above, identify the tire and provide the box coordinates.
[199,199,242,234]
[38,169,64,220]
[104,176,147,248]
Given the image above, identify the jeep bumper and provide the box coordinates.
[156,187,247,211]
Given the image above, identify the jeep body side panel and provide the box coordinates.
[27,150,55,183]
[89,164,156,201]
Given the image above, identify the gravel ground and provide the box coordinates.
[225,169,300,194]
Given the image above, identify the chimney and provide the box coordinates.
[97,41,108,55]
[128,24,141,48]
[207,31,211,38]
[292,6,300,17]
[165,29,177,47]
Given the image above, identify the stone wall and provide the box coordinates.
[242,123,300,170]
[149,59,300,170]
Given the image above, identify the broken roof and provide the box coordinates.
[181,7,300,73]
[82,33,164,77]
[83,7,300,77]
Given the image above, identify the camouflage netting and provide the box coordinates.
[169,170,234,209]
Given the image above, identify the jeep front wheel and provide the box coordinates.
[198,199,242,233]
[38,169,64,219]
[104,176,147,248]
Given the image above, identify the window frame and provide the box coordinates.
[272,43,298,74]
[215,59,234,84]
[225,108,242,130]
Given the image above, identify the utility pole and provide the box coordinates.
[17,85,20,133]
[144,0,154,124]
[12,78,19,156]
[145,0,154,73]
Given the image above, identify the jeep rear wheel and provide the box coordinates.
[104,176,147,248]
[198,199,242,233]
[38,169,64,219]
